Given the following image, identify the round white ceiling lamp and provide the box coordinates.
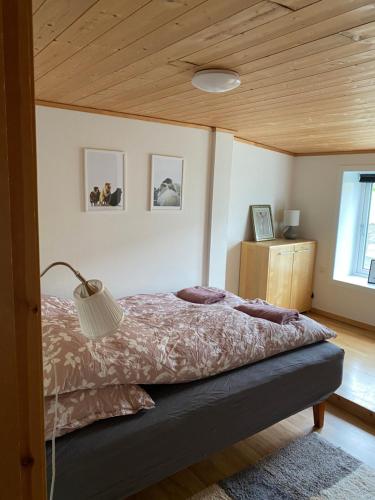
[192,69,241,93]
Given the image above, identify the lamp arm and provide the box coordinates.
[40,261,96,296]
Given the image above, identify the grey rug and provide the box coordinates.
[190,433,375,499]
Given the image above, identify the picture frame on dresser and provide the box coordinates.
[250,204,275,241]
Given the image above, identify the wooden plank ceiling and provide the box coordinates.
[32,0,375,154]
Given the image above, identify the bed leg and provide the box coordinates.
[313,402,326,429]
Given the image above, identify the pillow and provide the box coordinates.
[235,303,299,324]
[176,286,226,304]
[44,384,154,440]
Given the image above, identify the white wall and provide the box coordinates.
[37,106,211,298]
[225,141,294,294]
[207,131,234,288]
[292,155,375,326]
[37,105,375,326]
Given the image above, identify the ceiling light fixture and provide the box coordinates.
[192,69,241,93]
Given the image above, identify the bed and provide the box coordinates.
[46,340,343,499]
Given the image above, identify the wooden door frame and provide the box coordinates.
[0,0,46,498]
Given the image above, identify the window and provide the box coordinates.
[353,179,375,277]
[334,171,375,287]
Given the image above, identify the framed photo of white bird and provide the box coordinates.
[150,155,184,211]
[84,148,126,212]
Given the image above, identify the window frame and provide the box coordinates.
[352,182,374,277]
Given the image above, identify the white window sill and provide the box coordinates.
[333,274,375,291]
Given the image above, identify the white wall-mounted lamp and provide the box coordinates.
[41,262,123,339]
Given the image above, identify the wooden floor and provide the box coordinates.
[129,404,375,500]
[308,313,375,415]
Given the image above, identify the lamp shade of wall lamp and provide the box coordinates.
[283,210,300,240]
[192,69,241,93]
[73,279,123,339]
[40,262,123,339]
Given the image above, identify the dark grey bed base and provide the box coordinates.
[46,341,344,500]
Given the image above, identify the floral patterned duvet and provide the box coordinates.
[42,289,335,397]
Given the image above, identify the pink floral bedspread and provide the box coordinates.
[42,289,335,397]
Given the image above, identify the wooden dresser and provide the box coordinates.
[239,239,316,312]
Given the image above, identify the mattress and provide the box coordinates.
[46,341,343,500]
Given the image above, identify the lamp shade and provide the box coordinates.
[284,210,300,227]
[73,279,123,339]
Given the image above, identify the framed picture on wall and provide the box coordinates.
[84,148,126,211]
[150,154,184,211]
[368,260,375,284]
[250,205,275,241]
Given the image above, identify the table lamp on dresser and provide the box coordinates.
[283,210,300,240]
